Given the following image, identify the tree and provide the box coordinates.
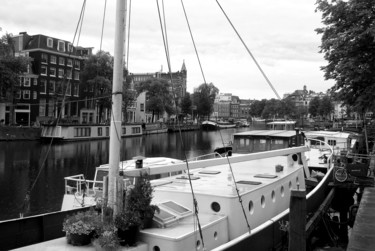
[249,99,267,118]
[122,74,137,122]
[81,51,113,123]
[279,98,296,119]
[316,0,375,114]
[318,96,333,120]
[0,33,30,124]
[309,97,321,118]
[193,83,219,120]
[135,78,173,122]
[180,93,192,121]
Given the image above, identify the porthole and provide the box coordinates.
[249,200,254,214]
[197,240,201,249]
[271,190,276,202]
[211,202,221,212]
[281,186,285,197]
[261,195,265,208]
[153,246,160,251]
[214,231,218,240]
[292,154,298,162]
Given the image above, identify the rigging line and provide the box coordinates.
[76,2,86,46]
[156,0,205,248]
[180,0,207,84]
[218,130,252,233]
[100,0,107,52]
[20,0,88,215]
[161,0,170,69]
[215,0,281,100]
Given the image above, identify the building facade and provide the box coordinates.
[5,32,92,126]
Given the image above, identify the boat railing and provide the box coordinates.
[306,137,334,167]
[64,174,103,197]
[186,152,224,162]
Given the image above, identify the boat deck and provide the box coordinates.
[347,186,375,251]
[153,155,301,197]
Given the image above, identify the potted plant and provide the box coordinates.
[114,173,159,246]
[92,222,120,251]
[62,209,100,246]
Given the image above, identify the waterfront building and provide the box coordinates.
[3,32,92,126]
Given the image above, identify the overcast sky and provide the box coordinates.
[0,0,333,100]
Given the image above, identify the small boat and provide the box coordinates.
[201,120,237,130]
[40,123,143,141]
[266,120,296,130]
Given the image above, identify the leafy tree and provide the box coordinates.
[249,99,267,118]
[318,96,333,120]
[135,78,173,122]
[262,99,279,119]
[81,51,113,123]
[309,97,321,118]
[279,98,296,119]
[316,0,375,115]
[193,83,219,120]
[180,92,192,120]
[0,33,30,124]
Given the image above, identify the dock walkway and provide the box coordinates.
[347,187,375,251]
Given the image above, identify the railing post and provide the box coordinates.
[289,188,306,251]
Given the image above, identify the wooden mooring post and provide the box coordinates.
[289,189,306,251]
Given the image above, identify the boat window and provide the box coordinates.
[161,201,192,216]
[176,175,200,180]
[199,170,221,174]
[254,174,278,179]
[153,208,177,228]
[253,139,267,152]
[94,169,108,189]
[236,180,262,185]
[328,140,336,146]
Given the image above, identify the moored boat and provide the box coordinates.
[201,120,237,130]
[40,123,143,141]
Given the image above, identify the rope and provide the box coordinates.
[180,0,207,84]
[20,0,88,217]
[215,0,281,100]
[156,0,205,248]
[99,0,107,52]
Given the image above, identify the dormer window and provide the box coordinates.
[47,38,53,48]
[68,43,73,53]
[58,41,65,52]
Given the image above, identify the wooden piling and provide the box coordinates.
[289,189,306,251]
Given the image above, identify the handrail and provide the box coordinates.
[186,152,223,162]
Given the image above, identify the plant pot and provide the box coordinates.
[117,226,139,246]
[67,232,93,246]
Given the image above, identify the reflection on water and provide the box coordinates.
[0,128,248,220]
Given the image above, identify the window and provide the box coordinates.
[50,55,57,64]
[49,80,55,94]
[58,69,64,78]
[68,43,73,53]
[41,65,47,75]
[58,41,65,52]
[66,69,72,79]
[56,82,63,94]
[66,83,71,96]
[73,83,79,96]
[98,127,102,136]
[40,79,47,94]
[74,127,91,137]
[33,91,37,99]
[59,57,65,65]
[39,99,46,116]
[74,60,80,69]
[67,59,73,67]
[33,78,37,85]
[49,67,56,77]
[122,127,126,135]
[132,127,140,134]
[23,90,30,99]
[41,53,48,64]
[24,77,30,87]
[140,103,145,112]
[328,140,336,146]
[47,38,53,48]
[74,71,80,80]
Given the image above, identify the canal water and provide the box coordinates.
[0,128,249,221]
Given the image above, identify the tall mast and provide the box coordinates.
[108,0,127,210]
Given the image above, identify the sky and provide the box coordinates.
[0,0,334,100]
